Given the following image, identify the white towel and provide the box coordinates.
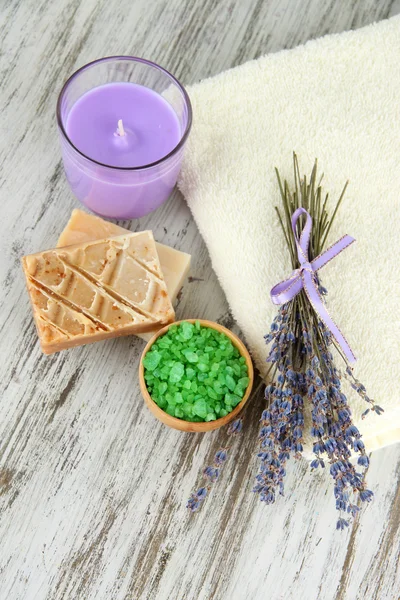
[179,16,400,456]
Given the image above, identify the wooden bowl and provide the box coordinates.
[139,319,254,432]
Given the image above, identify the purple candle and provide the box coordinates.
[57,57,192,220]
[66,83,181,168]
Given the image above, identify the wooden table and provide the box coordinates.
[1,1,399,598]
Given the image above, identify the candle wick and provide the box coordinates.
[117,119,125,137]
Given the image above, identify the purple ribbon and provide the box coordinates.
[270,207,356,363]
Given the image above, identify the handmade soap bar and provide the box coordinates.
[57,210,191,341]
[22,232,175,354]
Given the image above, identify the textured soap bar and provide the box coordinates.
[22,232,175,354]
[57,210,191,341]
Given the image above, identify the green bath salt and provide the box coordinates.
[143,321,250,422]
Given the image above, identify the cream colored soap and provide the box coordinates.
[22,232,175,354]
[57,210,191,341]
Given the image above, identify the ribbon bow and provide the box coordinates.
[270,207,356,363]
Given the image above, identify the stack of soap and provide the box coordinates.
[22,231,177,354]
[57,210,191,341]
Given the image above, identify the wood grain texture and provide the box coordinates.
[0,1,399,599]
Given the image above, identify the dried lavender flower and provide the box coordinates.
[187,156,381,530]
[255,155,382,529]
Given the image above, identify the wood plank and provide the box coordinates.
[0,0,399,598]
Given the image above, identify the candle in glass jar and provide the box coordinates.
[57,57,192,220]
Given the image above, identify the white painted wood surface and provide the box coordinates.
[1,1,399,599]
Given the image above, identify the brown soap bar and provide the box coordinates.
[57,209,191,342]
[22,231,175,354]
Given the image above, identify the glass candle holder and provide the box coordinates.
[57,56,192,220]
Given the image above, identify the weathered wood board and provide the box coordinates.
[0,1,399,598]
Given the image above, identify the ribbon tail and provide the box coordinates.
[302,271,356,364]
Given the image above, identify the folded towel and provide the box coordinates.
[179,16,400,456]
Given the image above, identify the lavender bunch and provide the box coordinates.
[187,155,382,529]
[254,155,383,529]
